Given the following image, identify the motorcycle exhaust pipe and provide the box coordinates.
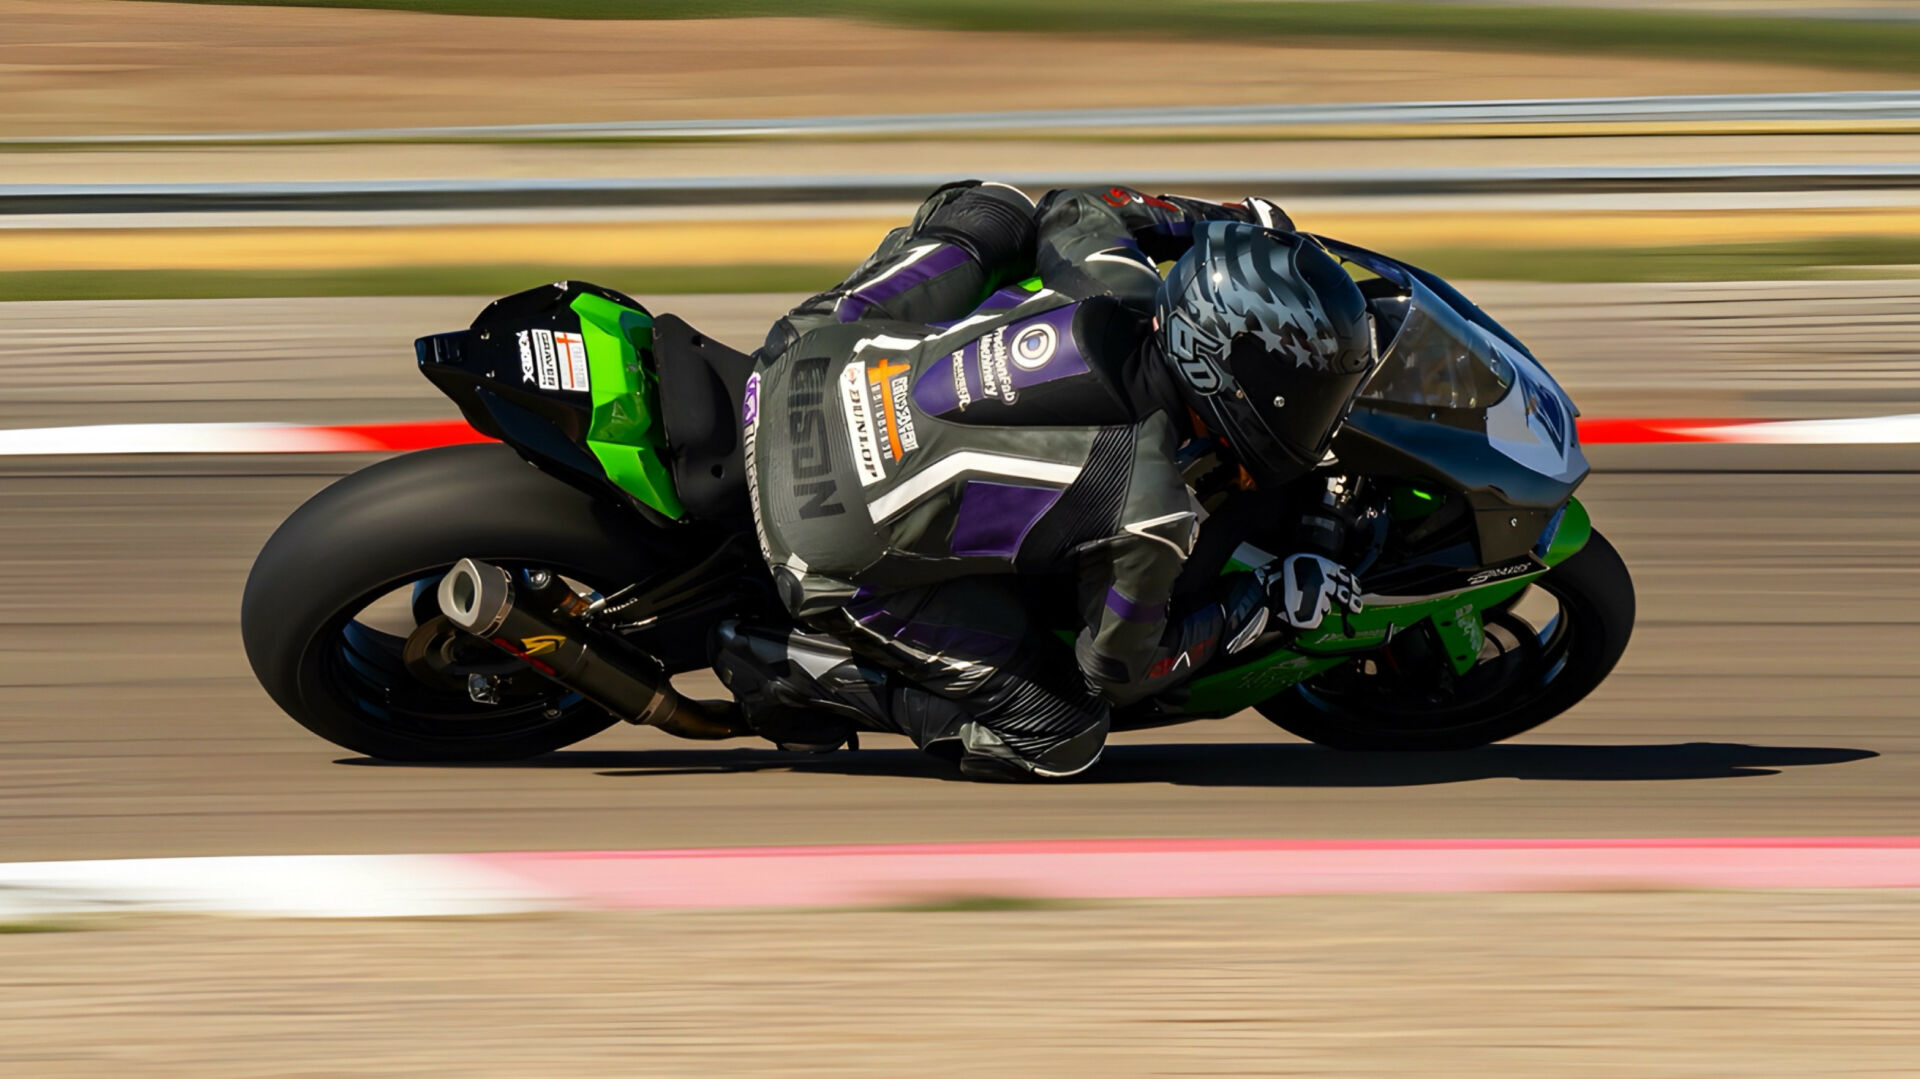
[436,557,747,740]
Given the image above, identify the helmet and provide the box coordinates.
[1154,222,1373,486]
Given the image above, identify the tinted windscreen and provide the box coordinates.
[1360,284,1514,410]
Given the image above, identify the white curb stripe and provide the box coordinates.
[1673,412,1920,445]
[0,855,554,919]
[0,422,369,456]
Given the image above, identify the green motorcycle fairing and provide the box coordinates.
[1177,497,1591,716]
[571,292,686,521]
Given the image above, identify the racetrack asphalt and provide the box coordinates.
[0,292,1915,862]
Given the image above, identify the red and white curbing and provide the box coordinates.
[1,415,1919,457]
[0,420,489,456]
[4,837,1920,919]
[1580,414,1920,445]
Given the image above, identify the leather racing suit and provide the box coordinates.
[716,181,1296,778]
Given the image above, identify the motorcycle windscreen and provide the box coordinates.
[1360,279,1585,486]
[1361,281,1514,411]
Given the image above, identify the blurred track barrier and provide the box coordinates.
[9,167,1920,284]
[11,92,1920,147]
[3,415,1917,456]
[7,838,1920,918]
[11,164,1920,215]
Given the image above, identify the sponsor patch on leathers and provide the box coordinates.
[839,361,887,487]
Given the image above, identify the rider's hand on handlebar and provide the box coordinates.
[1261,553,1363,631]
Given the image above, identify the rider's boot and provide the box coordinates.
[710,619,1109,779]
[710,620,890,752]
[889,673,1110,782]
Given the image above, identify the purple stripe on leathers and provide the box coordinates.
[836,243,974,323]
[1105,586,1167,624]
[949,480,1063,560]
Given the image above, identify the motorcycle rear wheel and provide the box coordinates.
[242,444,684,761]
[1256,529,1634,751]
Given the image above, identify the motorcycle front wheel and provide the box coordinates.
[1256,529,1635,751]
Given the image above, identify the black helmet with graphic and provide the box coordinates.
[1153,222,1373,486]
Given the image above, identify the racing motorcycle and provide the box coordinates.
[241,237,1633,761]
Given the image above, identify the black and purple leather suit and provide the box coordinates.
[716,181,1286,776]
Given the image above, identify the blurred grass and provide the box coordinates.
[0,920,86,934]
[6,238,1920,299]
[147,0,1920,75]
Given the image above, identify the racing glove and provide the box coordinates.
[1259,554,1362,631]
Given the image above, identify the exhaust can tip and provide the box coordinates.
[438,557,511,636]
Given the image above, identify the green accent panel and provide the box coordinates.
[1016,277,1044,292]
[1182,648,1347,715]
[1291,580,1527,658]
[1543,497,1593,566]
[1429,604,1486,676]
[1185,492,1598,715]
[571,292,685,520]
[1187,576,1535,717]
[1166,497,1594,715]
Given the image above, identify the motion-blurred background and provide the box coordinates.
[3,2,1919,1076]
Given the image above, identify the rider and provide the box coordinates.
[712,180,1376,780]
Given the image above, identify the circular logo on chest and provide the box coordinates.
[1009,323,1058,371]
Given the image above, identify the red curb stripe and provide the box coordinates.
[463,837,1920,910]
[1575,417,1751,444]
[322,420,495,452]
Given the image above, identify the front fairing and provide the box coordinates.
[1118,240,1594,727]
[1360,278,1586,487]
[1482,337,1586,487]
[1317,240,1589,568]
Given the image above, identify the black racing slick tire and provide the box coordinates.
[242,443,678,761]
[1256,529,1635,751]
